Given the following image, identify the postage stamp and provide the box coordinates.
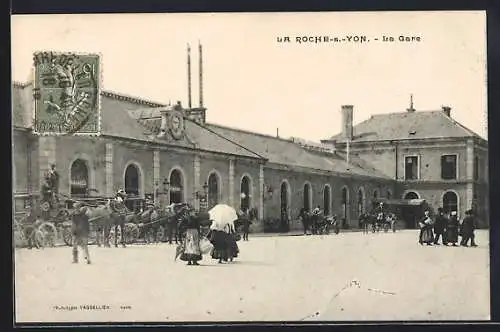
[32,51,101,135]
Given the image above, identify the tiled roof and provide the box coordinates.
[205,123,390,179]
[324,110,484,143]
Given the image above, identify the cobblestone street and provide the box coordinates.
[14,230,490,323]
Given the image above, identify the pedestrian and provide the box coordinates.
[460,210,478,247]
[226,223,240,262]
[179,208,202,265]
[418,210,434,246]
[433,208,446,245]
[241,208,252,241]
[209,222,231,264]
[444,211,459,246]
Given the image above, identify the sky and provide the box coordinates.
[11,11,487,141]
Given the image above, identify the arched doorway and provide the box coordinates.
[404,191,419,200]
[323,185,331,215]
[70,159,89,197]
[207,172,219,209]
[240,176,251,211]
[281,181,289,219]
[402,191,420,229]
[303,183,312,211]
[169,169,184,204]
[341,187,349,223]
[357,188,365,216]
[443,191,458,214]
[124,164,140,196]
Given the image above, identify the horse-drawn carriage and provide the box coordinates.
[299,209,340,235]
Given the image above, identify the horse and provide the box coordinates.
[81,201,127,248]
[163,203,190,244]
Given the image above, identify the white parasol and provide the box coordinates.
[208,204,238,232]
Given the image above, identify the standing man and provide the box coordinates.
[460,209,478,247]
[46,164,60,195]
[241,207,251,241]
[433,207,446,245]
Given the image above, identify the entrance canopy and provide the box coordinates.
[373,198,426,206]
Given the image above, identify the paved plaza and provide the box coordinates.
[14,230,490,323]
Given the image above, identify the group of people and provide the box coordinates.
[177,206,243,266]
[418,208,478,247]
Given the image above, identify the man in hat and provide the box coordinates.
[46,164,60,195]
[445,211,459,246]
[433,207,447,245]
[460,209,478,247]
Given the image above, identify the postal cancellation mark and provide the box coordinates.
[33,52,101,136]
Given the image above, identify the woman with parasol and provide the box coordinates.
[208,204,239,264]
[178,205,203,266]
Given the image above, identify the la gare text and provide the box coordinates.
[277,35,421,44]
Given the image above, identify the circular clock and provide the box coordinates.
[169,112,184,140]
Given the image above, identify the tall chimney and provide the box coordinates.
[187,44,192,109]
[198,41,204,108]
[341,105,354,140]
[442,106,451,117]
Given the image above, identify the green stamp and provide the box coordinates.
[32,52,101,135]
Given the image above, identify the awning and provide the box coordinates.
[372,198,426,206]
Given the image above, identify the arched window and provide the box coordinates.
[341,187,349,219]
[323,185,331,215]
[404,191,419,200]
[207,172,219,209]
[373,190,379,199]
[443,191,458,214]
[240,176,251,211]
[387,190,392,199]
[169,169,184,204]
[303,183,312,211]
[357,188,365,216]
[124,164,140,197]
[281,181,289,219]
[70,159,89,197]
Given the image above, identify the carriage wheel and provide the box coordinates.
[124,223,139,244]
[40,201,51,212]
[38,222,57,247]
[62,226,73,246]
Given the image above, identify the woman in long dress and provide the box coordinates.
[226,223,240,262]
[179,209,202,266]
[418,211,434,246]
[444,211,459,246]
[209,223,230,263]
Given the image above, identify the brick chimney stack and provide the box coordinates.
[341,105,354,140]
[442,106,451,117]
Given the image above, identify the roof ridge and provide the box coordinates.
[436,110,486,140]
[206,122,296,143]
[101,90,166,108]
[190,120,266,160]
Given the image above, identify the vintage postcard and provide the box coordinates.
[12,11,489,324]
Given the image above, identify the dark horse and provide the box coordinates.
[163,203,191,244]
[83,200,127,248]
